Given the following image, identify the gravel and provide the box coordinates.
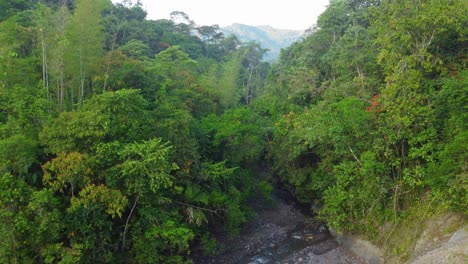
[192,191,366,264]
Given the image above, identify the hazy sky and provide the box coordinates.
[119,0,330,30]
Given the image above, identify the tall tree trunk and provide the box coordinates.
[40,28,50,111]
[245,64,254,105]
[103,24,121,92]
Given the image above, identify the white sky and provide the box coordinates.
[119,0,330,30]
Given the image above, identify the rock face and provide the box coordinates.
[221,23,306,61]
[331,231,384,264]
[331,213,467,264]
[410,228,468,264]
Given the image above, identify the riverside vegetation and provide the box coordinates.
[0,0,466,263]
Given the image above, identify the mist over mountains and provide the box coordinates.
[221,23,307,61]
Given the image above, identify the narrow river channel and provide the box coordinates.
[193,189,366,264]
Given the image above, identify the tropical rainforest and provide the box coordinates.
[0,0,466,263]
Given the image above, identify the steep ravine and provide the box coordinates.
[192,188,467,264]
[192,189,366,264]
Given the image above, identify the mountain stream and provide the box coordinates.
[193,189,366,264]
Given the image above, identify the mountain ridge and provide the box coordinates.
[221,23,307,61]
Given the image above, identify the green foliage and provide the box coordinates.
[200,233,219,256]
[150,101,200,171]
[66,0,110,104]
[151,46,198,94]
[0,1,277,262]
[118,138,174,195]
[321,152,389,233]
[265,0,467,235]
[200,107,265,165]
[0,172,63,263]
[68,184,127,219]
[100,51,154,92]
[425,70,468,211]
[0,0,31,21]
[40,109,109,153]
[271,97,374,202]
[218,52,243,108]
[0,135,39,179]
[2,0,465,262]
[119,39,151,59]
[258,180,273,203]
[0,172,33,263]
[0,13,40,90]
[0,85,48,138]
[42,152,92,195]
[40,89,149,153]
[133,217,194,264]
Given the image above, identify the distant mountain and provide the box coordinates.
[221,23,307,61]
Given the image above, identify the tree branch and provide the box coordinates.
[348,145,363,166]
[122,197,138,252]
[175,201,223,214]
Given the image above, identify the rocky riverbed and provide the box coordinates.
[192,190,366,264]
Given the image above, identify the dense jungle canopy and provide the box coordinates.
[0,0,466,262]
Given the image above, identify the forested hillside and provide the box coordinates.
[221,23,304,61]
[0,0,466,263]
